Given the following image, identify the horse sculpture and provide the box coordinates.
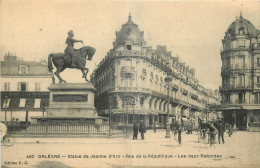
[48,46,95,83]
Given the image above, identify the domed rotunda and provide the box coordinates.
[219,13,260,131]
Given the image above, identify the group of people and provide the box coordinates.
[133,120,146,140]
[199,119,226,145]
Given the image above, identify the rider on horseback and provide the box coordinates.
[65,30,83,68]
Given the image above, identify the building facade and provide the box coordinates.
[91,14,221,128]
[215,14,260,130]
[1,53,52,122]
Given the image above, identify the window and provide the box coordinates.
[237,55,245,68]
[35,82,41,91]
[126,45,132,50]
[238,92,245,104]
[254,93,259,104]
[226,57,231,69]
[238,27,245,34]
[17,82,27,91]
[225,93,230,103]
[150,72,153,79]
[19,66,28,74]
[257,58,260,67]
[225,76,230,84]
[238,75,245,87]
[257,77,260,84]
[4,82,10,91]
[238,40,245,48]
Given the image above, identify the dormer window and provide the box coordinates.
[238,27,245,35]
[19,65,28,74]
[126,45,132,50]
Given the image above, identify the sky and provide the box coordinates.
[1,0,260,90]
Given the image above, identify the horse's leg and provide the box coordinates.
[54,67,66,83]
[52,75,55,84]
[77,62,89,81]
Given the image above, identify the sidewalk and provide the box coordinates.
[12,129,172,144]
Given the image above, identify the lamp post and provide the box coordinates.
[108,96,113,136]
[3,96,9,123]
[42,106,46,116]
[164,74,173,138]
[132,99,135,123]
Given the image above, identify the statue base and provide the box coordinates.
[31,83,107,124]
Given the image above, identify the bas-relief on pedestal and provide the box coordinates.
[31,83,107,124]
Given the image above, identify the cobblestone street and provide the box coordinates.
[1,130,260,168]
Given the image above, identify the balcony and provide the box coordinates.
[121,66,135,74]
[220,84,251,92]
[115,50,145,57]
[235,99,247,104]
[108,87,150,93]
[221,46,250,54]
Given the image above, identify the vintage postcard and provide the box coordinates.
[1,0,260,168]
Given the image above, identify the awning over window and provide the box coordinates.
[1,92,49,111]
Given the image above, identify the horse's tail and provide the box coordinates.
[48,54,54,72]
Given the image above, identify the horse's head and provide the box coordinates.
[79,46,96,60]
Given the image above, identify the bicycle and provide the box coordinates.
[208,132,217,148]
[1,122,15,146]
[198,129,207,144]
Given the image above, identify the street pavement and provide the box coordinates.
[1,130,260,168]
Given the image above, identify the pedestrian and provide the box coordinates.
[139,120,146,140]
[154,122,157,133]
[217,121,225,144]
[207,121,218,146]
[133,121,139,140]
[187,119,193,134]
[175,119,183,146]
[228,124,233,137]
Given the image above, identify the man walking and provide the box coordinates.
[217,120,225,144]
[133,121,139,140]
[139,120,146,140]
[154,122,157,133]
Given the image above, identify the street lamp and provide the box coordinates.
[108,96,113,136]
[3,96,9,123]
[131,99,136,124]
[42,106,46,116]
[164,74,173,138]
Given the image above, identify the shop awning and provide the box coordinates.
[1,92,49,111]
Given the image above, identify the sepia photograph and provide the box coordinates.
[1,0,260,167]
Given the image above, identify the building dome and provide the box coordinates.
[226,14,260,38]
[114,13,146,46]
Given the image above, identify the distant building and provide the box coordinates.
[1,53,52,122]
[213,14,260,131]
[91,14,220,127]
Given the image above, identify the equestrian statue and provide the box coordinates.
[48,30,95,83]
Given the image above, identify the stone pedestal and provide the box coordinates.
[31,83,107,124]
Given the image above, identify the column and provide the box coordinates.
[152,115,155,127]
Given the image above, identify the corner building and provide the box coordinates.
[91,14,220,127]
[218,14,260,131]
